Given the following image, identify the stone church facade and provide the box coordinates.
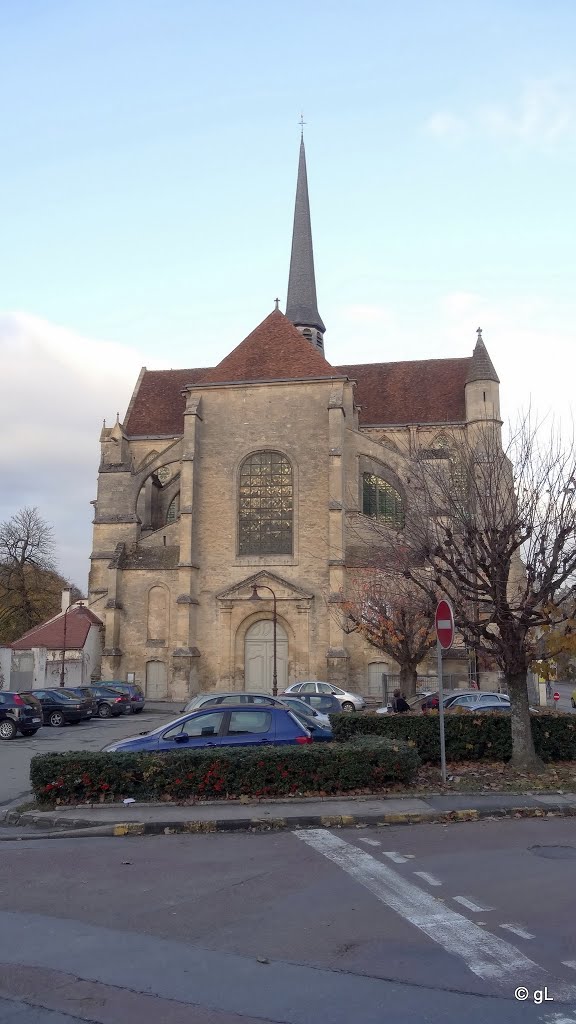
[88,138,501,700]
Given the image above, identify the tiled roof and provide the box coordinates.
[123,315,473,436]
[124,367,210,436]
[335,357,471,425]
[198,309,334,385]
[12,607,102,651]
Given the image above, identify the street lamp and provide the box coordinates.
[60,604,70,687]
[248,583,278,695]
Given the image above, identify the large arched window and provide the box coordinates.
[362,473,404,528]
[239,451,293,555]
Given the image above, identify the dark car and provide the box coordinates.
[99,681,145,714]
[68,685,130,718]
[20,689,88,727]
[103,705,331,753]
[286,693,342,716]
[61,688,96,719]
[0,691,44,739]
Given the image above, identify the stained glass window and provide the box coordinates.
[362,473,404,528]
[166,493,180,524]
[239,452,293,555]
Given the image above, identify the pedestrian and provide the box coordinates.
[391,688,410,714]
[546,680,552,700]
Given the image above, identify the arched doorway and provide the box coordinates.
[244,620,288,692]
[145,660,167,698]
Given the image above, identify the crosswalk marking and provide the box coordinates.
[500,924,535,940]
[453,896,493,913]
[414,870,442,886]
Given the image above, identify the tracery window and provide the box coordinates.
[166,493,180,524]
[362,473,404,528]
[239,451,293,555]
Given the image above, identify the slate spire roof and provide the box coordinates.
[285,136,325,335]
[465,328,500,384]
[198,308,335,385]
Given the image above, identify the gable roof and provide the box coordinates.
[336,357,471,425]
[125,367,210,436]
[12,606,102,651]
[198,309,334,385]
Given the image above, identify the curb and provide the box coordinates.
[3,803,575,839]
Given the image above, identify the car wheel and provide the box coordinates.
[20,729,39,737]
[341,701,355,712]
[98,703,112,719]
[0,719,17,740]
[49,711,65,728]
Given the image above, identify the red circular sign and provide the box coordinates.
[553,691,560,701]
[435,599,455,650]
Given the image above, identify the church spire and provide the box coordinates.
[285,130,326,352]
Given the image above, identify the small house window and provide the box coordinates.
[166,493,180,524]
[362,473,404,528]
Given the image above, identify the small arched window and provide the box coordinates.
[166,493,180,524]
[362,473,404,528]
[239,451,293,555]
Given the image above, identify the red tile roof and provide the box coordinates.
[123,312,472,437]
[335,357,471,425]
[198,309,335,385]
[12,607,102,651]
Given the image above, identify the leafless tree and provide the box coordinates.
[0,507,62,641]
[340,569,437,696]
[394,414,576,768]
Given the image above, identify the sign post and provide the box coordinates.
[435,599,455,785]
[553,691,560,711]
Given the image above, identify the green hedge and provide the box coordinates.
[30,737,420,806]
[329,712,576,763]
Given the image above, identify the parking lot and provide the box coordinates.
[0,707,175,806]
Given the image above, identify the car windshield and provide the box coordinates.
[49,691,78,702]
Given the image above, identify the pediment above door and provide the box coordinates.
[216,570,313,605]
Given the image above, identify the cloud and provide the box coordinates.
[424,78,576,144]
[0,313,145,589]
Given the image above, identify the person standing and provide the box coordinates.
[391,688,410,714]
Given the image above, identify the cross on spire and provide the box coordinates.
[477,326,483,342]
[299,112,306,137]
[274,297,280,310]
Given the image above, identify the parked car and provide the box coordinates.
[103,705,330,753]
[99,681,145,713]
[445,692,510,710]
[420,690,489,711]
[67,685,131,718]
[20,689,88,727]
[60,688,96,719]
[0,691,44,739]
[286,693,342,719]
[282,682,366,712]
[376,690,433,714]
[182,691,334,727]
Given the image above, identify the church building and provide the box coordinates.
[88,137,501,700]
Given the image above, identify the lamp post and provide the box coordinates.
[249,583,278,695]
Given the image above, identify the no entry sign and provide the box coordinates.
[553,691,560,702]
[435,600,455,651]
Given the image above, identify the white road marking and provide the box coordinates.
[542,1015,576,1024]
[562,961,576,971]
[453,896,494,913]
[294,829,576,996]
[356,838,381,847]
[382,850,409,863]
[414,870,442,886]
[500,924,535,940]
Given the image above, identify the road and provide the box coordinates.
[0,709,173,806]
[0,818,575,1023]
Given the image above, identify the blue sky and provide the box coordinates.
[1,0,575,587]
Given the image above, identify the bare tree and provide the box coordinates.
[340,569,437,696]
[396,415,576,769]
[0,507,62,641]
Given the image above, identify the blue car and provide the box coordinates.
[102,704,332,753]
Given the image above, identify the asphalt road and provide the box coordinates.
[0,710,173,807]
[0,818,575,1023]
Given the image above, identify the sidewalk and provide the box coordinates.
[4,789,576,838]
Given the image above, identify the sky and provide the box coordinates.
[1,0,575,590]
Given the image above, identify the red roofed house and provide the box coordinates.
[88,138,501,701]
[4,592,103,691]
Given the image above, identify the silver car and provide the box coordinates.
[282,681,365,712]
[181,691,332,727]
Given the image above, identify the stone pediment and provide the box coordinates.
[216,570,313,604]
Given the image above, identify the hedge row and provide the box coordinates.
[30,736,420,806]
[329,711,576,763]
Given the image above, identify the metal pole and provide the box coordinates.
[60,606,68,687]
[437,640,447,784]
[272,593,278,696]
